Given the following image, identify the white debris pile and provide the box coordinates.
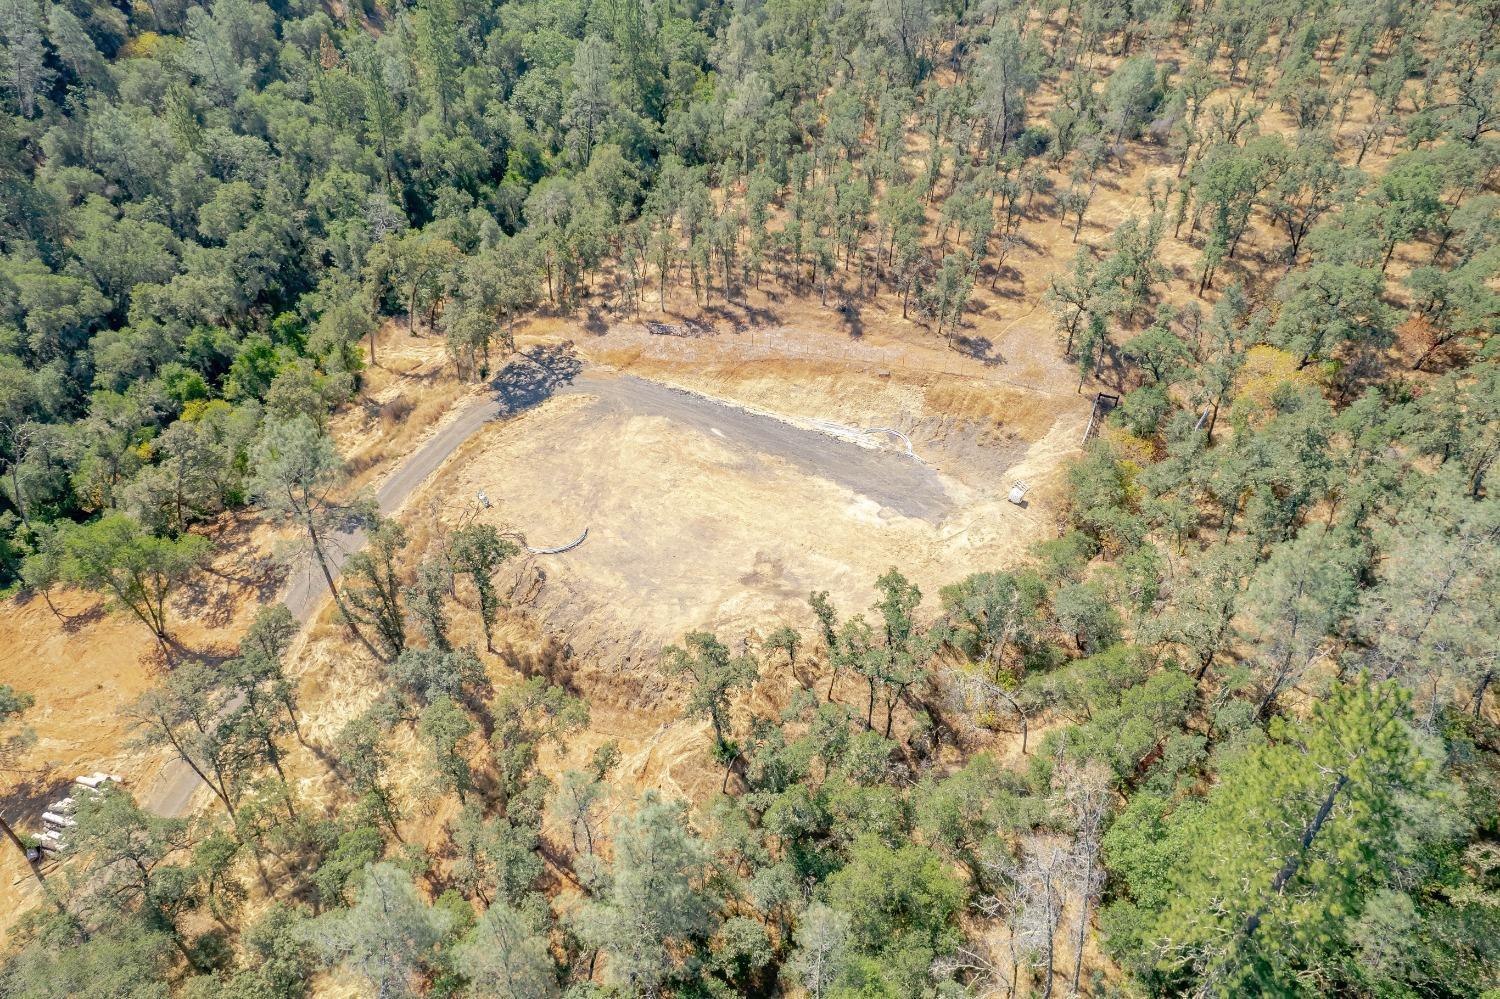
[30,772,122,859]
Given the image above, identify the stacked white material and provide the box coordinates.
[74,772,122,790]
[35,773,122,853]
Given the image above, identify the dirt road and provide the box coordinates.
[566,373,952,521]
[143,389,520,815]
[143,352,951,816]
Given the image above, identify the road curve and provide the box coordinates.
[143,354,947,816]
[144,368,544,815]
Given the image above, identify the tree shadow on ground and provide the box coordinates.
[985,264,1026,296]
[954,334,1004,366]
[490,344,583,415]
[838,301,864,338]
[1,765,80,831]
[172,573,239,630]
[718,302,779,331]
[497,630,581,698]
[57,599,110,634]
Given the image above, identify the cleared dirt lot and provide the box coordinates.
[425,349,1086,688]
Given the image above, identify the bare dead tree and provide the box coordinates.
[986,836,1067,999]
[1055,761,1113,997]
[933,942,1017,998]
[944,664,1033,754]
[973,867,1026,999]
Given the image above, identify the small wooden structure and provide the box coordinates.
[1081,392,1120,446]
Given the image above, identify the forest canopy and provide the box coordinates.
[0,0,1498,996]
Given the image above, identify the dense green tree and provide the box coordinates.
[342,518,409,661]
[69,787,200,967]
[58,513,210,647]
[1268,261,1394,368]
[1126,681,1440,995]
[448,803,544,908]
[446,522,519,651]
[575,793,720,994]
[454,900,557,998]
[388,647,487,706]
[939,569,1046,678]
[306,863,453,998]
[824,835,963,995]
[1147,542,1249,683]
[664,631,758,756]
[973,27,1041,153]
[490,678,587,806]
[365,230,461,336]
[332,714,402,837]
[419,694,476,800]
[0,917,175,999]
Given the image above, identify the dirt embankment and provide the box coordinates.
[376,305,1090,718]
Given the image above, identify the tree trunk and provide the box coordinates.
[308,524,386,664]
[1064,312,1081,356]
[159,718,236,817]
[1193,648,1214,683]
[1041,923,1056,999]
[1241,774,1349,942]
[1069,904,1087,996]
[8,462,26,526]
[1,814,57,905]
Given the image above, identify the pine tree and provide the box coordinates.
[1145,680,1433,995]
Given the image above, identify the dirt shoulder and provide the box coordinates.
[0,327,479,919]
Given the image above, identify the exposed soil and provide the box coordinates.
[0,515,281,922]
[423,350,1082,687]
[2,36,1435,940]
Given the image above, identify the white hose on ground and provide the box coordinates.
[525,527,589,555]
[861,427,915,457]
[807,419,918,458]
